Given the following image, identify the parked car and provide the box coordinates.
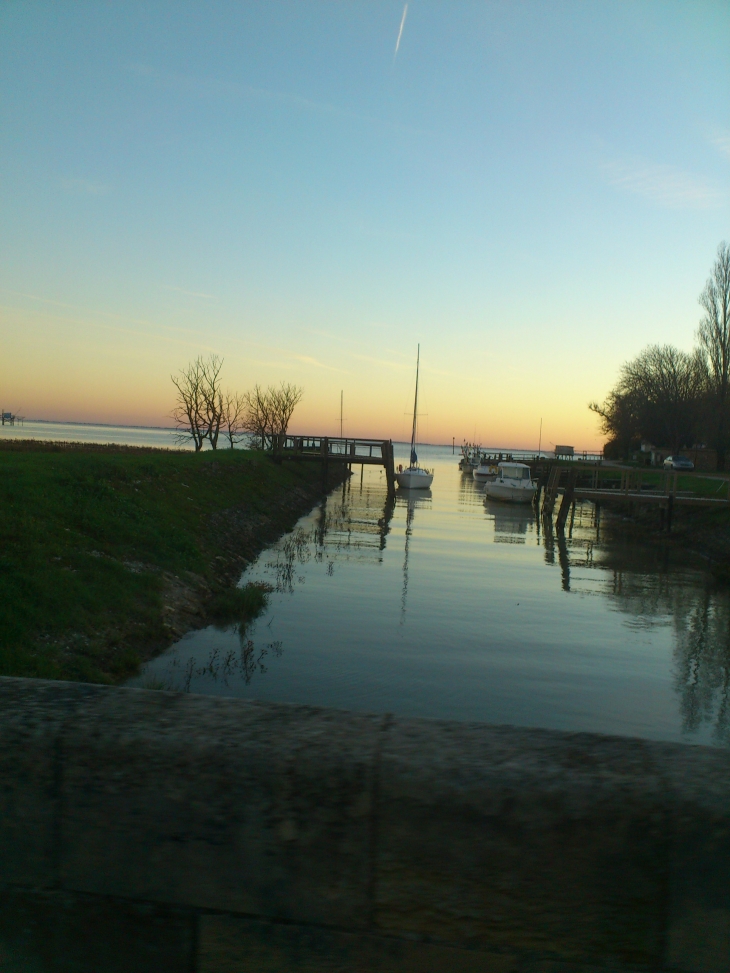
[663,456,694,471]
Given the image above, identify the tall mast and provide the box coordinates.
[340,390,343,438]
[410,344,419,465]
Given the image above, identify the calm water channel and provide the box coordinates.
[131,444,729,747]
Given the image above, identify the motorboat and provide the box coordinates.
[484,462,536,504]
[396,345,434,490]
[472,459,498,482]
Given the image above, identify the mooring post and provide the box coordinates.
[533,467,548,511]
[321,437,329,490]
[556,470,576,532]
[384,440,396,496]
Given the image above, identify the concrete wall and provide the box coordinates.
[0,676,728,973]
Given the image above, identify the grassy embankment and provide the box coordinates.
[0,443,341,683]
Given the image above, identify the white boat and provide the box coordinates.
[484,462,536,504]
[396,345,434,491]
[472,460,498,482]
[396,467,434,489]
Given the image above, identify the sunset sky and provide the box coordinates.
[1,1,728,448]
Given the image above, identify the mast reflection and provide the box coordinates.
[396,487,432,624]
[266,474,396,593]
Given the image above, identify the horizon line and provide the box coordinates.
[1,418,603,453]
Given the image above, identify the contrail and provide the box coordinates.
[394,3,408,60]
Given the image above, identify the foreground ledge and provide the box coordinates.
[0,677,728,972]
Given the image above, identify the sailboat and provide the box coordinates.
[396,345,434,490]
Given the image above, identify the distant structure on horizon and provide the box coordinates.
[1,410,23,426]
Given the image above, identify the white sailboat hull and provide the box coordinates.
[396,468,434,490]
[484,481,535,504]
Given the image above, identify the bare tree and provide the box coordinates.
[697,242,730,469]
[243,384,275,450]
[221,390,248,448]
[270,382,304,438]
[200,355,224,449]
[171,354,225,451]
[243,382,304,449]
[171,357,207,451]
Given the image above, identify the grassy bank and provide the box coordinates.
[0,443,342,683]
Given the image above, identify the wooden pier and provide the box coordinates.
[531,461,730,532]
[271,435,396,494]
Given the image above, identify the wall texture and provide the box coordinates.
[0,676,728,973]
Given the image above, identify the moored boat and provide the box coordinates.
[472,459,498,482]
[396,466,434,489]
[458,443,480,472]
[396,345,434,490]
[484,462,535,504]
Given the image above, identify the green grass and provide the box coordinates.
[574,467,730,500]
[0,445,329,683]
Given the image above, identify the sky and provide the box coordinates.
[1,1,728,448]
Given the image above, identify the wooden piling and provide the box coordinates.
[556,470,577,532]
[542,464,562,518]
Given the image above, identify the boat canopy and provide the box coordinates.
[500,463,531,480]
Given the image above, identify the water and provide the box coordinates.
[0,420,185,449]
[127,443,729,746]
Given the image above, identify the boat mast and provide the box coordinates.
[410,344,419,466]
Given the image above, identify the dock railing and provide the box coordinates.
[271,435,396,493]
[272,435,390,462]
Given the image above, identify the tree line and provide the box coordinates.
[590,242,730,468]
[171,354,303,451]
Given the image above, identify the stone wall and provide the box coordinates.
[0,676,728,972]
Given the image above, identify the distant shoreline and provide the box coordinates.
[3,420,602,454]
[20,418,177,431]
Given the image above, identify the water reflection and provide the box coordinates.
[674,592,730,745]
[396,488,432,623]
[480,490,729,742]
[593,559,730,745]
[543,501,730,743]
[267,477,395,594]
[540,517,571,591]
[134,475,397,693]
[485,499,534,545]
[131,449,730,746]
[165,632,284,692]
[457,472,485,508]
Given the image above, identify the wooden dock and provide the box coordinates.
[271,435,396,494]
[531,461,730,532]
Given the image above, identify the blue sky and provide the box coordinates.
[1,1,728,446]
